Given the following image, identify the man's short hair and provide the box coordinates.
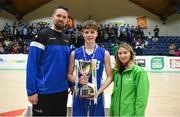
[56,5,69,12]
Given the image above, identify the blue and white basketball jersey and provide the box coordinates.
[72,45,105,116]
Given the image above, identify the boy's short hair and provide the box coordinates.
[82,20,98,31]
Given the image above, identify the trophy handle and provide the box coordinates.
[91,59,98,104]
[87,83,95,91]
[74,60,79,96]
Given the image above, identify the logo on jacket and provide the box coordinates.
[64,39,69,43]
[49,37,57,40]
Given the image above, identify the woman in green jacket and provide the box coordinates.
[109,42,149,116]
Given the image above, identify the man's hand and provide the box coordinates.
[28,93,38,105]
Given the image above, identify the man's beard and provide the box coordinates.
[54,23,64,30]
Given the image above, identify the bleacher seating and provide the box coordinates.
[143,36,180,56]
[98,36,180,56]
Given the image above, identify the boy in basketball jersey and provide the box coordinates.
[68,20,113,116]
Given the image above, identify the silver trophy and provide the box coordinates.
[78,61,94,98]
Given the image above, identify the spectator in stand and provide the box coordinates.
[153,25,159,38]
[4,38,11,48]
[147,32,152,40]
[12,22,18,40]
[11,44,19,54]
[0,31,4,41]
[140,28,145,38]
[114,24,119,39]
[141,37,149,48]
[135,25,142,38]
[152,25,159,42]
[130,25,135,37]
[0,43,5,54]
[31,25,38,39]
[111,41,119,59]
[104,31,109,42]
[176,47,180,56]
[3,23,11,34]
[23,44,29,54]
[119,25,127,42]
[3,37,12,54]
[134,42,143,55]
[168,43,177,56]
[23,26,29,40]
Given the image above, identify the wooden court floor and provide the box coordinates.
[0,70,180,116]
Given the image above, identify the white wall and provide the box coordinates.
[166,14,180,36]
[23,0,83,25]
[0,10,16,30]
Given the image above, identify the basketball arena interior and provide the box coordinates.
[0,0,180,116]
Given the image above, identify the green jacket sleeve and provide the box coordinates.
[109,69,121,116]
[135,68,149,116]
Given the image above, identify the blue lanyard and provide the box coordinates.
[82,44,97,61]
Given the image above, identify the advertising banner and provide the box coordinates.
[135,56,148,70]
[0,55,179,72]
[0,54,27,70]
[167,57,180,72]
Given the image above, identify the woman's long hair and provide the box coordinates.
[115,42,136,71]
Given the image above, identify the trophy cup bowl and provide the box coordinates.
[78,61,94,98]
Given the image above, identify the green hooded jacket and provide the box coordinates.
[109,65,149,116]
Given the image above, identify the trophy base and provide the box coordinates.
[79,87,93,97]
[78,84,94,98]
